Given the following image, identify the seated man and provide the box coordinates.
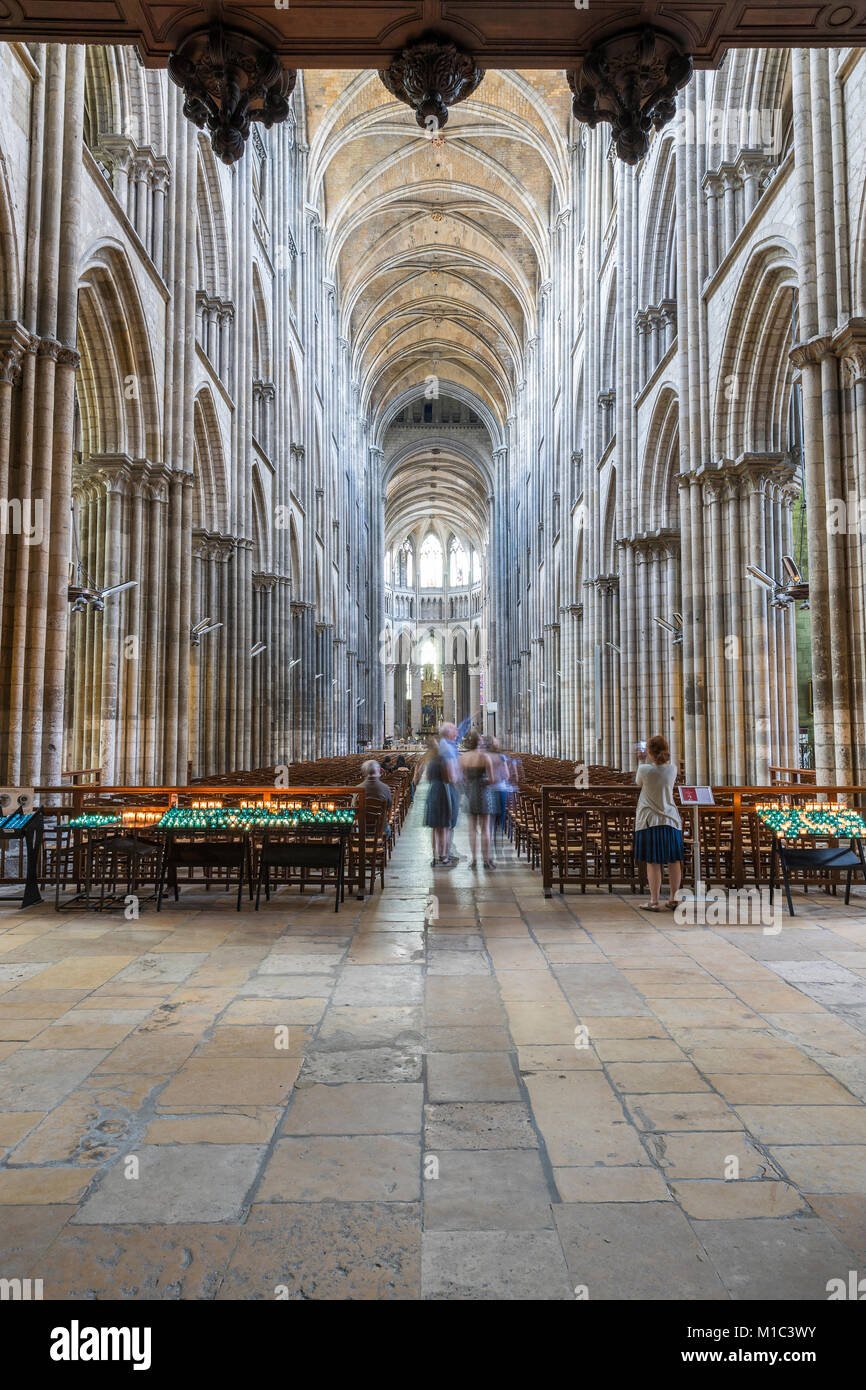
[357,759,393,838]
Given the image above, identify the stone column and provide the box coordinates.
[411,663,423,736]
[384,661,395,738]
[442,662,455,722]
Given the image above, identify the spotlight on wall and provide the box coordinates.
[68,579,138,614]
[68,505,138,612]
[653,613,683,645]
[606,641,621,655]
[190,618,224,646]
[746,558,808,610]
[288,658,301,671]
[250,642,267,658]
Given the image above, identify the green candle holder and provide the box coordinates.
[756,802,866,839]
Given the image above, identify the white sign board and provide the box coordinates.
[486,702,498,714]
[679,786,715,805]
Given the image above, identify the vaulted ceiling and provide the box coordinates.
[305,69,571,429]
[382,395,492,550]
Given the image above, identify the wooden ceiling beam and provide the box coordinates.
[1,1,863,70]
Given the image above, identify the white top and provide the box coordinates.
[635,760,681,831]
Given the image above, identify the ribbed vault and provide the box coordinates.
[304,69,570,431]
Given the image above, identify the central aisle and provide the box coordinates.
[2,792,866,1298]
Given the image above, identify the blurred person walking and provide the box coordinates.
[460,731,497,869]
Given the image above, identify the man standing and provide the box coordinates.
[438,721,462,865]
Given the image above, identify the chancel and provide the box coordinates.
[1,1,866,1313]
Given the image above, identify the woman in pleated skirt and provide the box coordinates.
[633,734,683,911]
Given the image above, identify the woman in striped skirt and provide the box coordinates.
[633,734,683,911]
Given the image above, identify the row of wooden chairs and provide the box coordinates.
[508,786,860,895]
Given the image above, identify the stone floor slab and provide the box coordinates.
[690,1216,854,1299]
[255,1135,420,1202]
[421,1231,573,1300]
[72,1144,266,1223]
[553,1202,727,1300]
[426,1052,521,1102]
[216,1202,421,1299]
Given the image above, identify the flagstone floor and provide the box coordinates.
[2,800,866,1300]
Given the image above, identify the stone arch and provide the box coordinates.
[192,388,229,533]
[251,261,272,381]
[251,462,270,572]
[0,131,21,320]
[289,514,302,595]
[196,138,231,300]
[712,241,798,459]
[640,139,677,308]
[602,468,618,574]
[448,627,470,664]
[76,242,160,461]
[601,272,617,389]
[83,47,166,158]
[851,174,866,318]
[394,626,414,664]
[640,387,680,532]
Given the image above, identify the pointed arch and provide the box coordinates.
[251,260,272,381]
[602,468,618,574]
[712,241,798,459]
[640,387,680,532]
[0,133,21,320]
[192,388,229,533]
[640,138,677,308]
[289,513,302,595]
[250,462,271,572]
[196,137,231,300]
[77,242,161,461]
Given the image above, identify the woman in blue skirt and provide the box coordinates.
[422,737,456,867]
[634,734,683,911]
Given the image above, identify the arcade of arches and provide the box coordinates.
[4,36,866,1309]
[2,42,865,788]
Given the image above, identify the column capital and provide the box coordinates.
[701,169,724,199]
[831,317,866,387]
[790,333,834,370]
[0,321,31,383]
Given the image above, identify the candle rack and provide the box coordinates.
[0,805,44,908]
[756,802,866,916]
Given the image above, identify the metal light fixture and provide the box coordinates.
[68,578,137,614]
[250,641,267,658]
[746,557,808,610]
[68,503,137,613]
[653,612,683,644]
[191,618,223,646]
